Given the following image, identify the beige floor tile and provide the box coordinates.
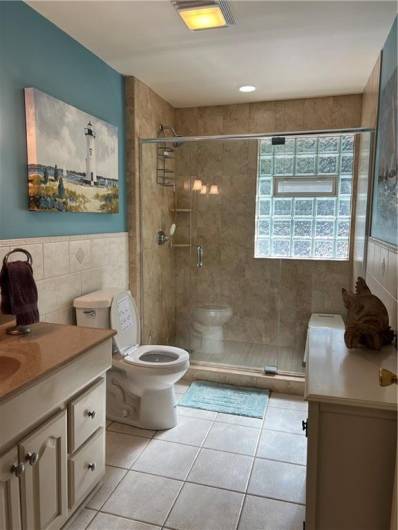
[155,416,212,446]
[215,412,263,428]
[257,430,307,465]
[204,422,260,456]
[177,406,218,420]
[106,431,149,468]
[238,495,305,530]
[248,459,306,504]
[64,508,96,530]
[102,471,182,526]
[165,483,244,530]
[269,393,308,412]
[263,408,306,435]
[187,448,253,492]
[88,512,160,530]
[87,466,127,510]
[108,422,156,439]
[132,440,199,480]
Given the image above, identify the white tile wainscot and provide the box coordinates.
[0,232,128,324]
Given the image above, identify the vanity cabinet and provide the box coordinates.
[0,335,113,530]
[305,321,397,530]
[0,447,22,530]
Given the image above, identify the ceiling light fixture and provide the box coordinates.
[172,1,235,31]
[239,85,256,93]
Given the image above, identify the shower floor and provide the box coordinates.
[174,337,305,376]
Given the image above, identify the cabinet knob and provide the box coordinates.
[88,462,96,471]
[25,452,39,465]
[10,463,25,477]
[87,410,96,419]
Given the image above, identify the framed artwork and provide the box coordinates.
[25,88,119,213]
[371,19,397,246]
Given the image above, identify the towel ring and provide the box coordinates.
[3,248,33,266]
[3,248,34,336]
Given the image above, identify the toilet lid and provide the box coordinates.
[110,290,140,356]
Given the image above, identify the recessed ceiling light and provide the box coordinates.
[239,85,256,93]
[172,1,235,31]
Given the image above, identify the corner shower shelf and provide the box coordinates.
[170,208,192,213]
[172,243,191,248]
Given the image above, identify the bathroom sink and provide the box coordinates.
[0,356,21,381]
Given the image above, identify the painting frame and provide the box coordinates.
[370,19,397,246]
[25,88,119,214]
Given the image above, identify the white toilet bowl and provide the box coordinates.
[192,304,233,354]
[74,289,189,430]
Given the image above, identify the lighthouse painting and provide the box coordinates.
[25,88,119,213]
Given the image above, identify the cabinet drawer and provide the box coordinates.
[69,378,106,452]
[68,428,105,510]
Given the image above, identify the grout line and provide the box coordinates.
[85,509,100,530]
[254,455,307,468]
[261,425,306,436]
[87,466,129,512]
[235,409,264,530]
[99,507,167,528]
[246,491,306,507]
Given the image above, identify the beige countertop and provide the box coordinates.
[305,322,398,411]
[0,321,115,401]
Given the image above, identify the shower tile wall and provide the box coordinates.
[125,77,176,344]
[174,95,362,373]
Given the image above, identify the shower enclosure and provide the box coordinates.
[139,129,373,377]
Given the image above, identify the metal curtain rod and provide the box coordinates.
[140,127,375,144]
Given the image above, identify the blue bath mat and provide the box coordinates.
[178,381,269,418]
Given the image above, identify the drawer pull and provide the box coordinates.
[88,462,96,471]
[25,452,39,465]
[87,410,96,419]
[10,463,25,477]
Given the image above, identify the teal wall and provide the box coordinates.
[0,1,127,239]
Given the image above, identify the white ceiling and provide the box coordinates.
[28,1,396,108]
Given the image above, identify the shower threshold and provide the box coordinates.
[185,359,305,396]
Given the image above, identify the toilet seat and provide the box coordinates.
[123,344,189,369]
[110,291,189,370]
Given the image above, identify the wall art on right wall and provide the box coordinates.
[371,18,397,246]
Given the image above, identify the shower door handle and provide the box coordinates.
[196,245,203,268]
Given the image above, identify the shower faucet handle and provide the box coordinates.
[196,245,203,268]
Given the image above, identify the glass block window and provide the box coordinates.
[255,134,354,260]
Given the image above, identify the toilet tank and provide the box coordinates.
[73,289,122,329]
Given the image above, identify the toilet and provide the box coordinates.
[74,289,189,430]
[191,304,233,354]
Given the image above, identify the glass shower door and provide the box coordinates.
[173,139,283,374]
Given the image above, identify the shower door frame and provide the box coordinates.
[139,127,376,377]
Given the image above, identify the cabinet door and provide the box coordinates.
[0,447,22,530]
[20,410,68,530]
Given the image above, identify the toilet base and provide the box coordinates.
[191,324,225,354]
[107,369,178,430]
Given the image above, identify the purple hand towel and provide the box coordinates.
[0,260,40,326]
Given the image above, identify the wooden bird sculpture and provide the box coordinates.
[342,277,395,350]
